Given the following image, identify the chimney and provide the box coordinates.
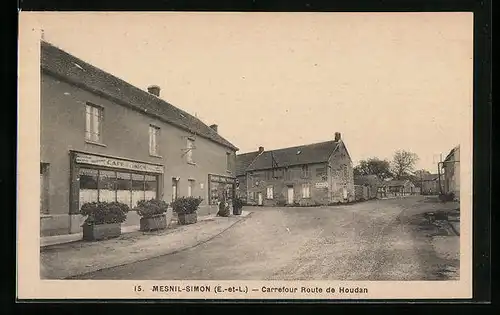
[258,146,264,153]
[209,124,218,133]
[335,132,341,142]
[147,85,160,97]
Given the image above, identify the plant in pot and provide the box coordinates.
[80,201,129,241]
[133,199,169,232]
[232,196,244,215]
[171,196,203,225]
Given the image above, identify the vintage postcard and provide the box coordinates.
[18,11,473,300]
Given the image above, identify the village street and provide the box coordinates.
[69,196,460,281]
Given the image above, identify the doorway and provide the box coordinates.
[257,192,263,206]
[287,186,294,204]
[172,178,179,201]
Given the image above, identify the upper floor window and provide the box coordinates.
[187,139,195,163]
[226,152,231,172]
[149,125,160,156]
[85,103,103,143]
[302,165,310,178]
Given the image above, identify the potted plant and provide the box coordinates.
[80,201,129,241]
[232,196,244,215]
[133,199,169,232]
[171,196,203,225]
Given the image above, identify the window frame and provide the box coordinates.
[302,183,311,199]
[266,186,274,200]
[149,125,161,157]
[226,152,232,173]
[186,138,195,164]
[85,103,104,144]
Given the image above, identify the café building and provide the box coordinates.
[40,40,238,236]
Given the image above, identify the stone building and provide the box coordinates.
[237,133,355,206]
[40,41,238,236]
[442,145,460,200]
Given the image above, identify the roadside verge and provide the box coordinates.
[40,212,251,279]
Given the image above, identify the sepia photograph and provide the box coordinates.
[18,11,474,299]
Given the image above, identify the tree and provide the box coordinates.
[353,158,392,180]
[391,150,419,179]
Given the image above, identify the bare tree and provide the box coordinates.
[391,150,419,179]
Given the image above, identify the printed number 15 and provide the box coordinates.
[134,285,143,292]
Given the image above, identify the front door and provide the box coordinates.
[287,187,294,204]
[257,192,263,206]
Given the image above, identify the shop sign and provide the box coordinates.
[74,153,164,174]
[209,174,235,184]
[315,182,329,188]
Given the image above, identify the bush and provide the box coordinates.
[133,199,169,218]
[233,197,244,211]
[81,201,129,225]
[171,196,203,214]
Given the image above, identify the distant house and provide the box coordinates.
[239,132,355,206]
[235,147,263,203]
[354,175,383,200]
[442,145,460,200]
[385,179,416,197]
[419,174,440,195]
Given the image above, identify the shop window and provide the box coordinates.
[132,174,145,207]
[302,184,311,198]
[266,186,274,199]
[145,175,157,200]
[116,172,132,207]
[149,125,160,156]
[85,103,103,143]
[79,168,99,209]
[78,168,158,210]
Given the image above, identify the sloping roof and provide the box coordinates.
[422,174,439,181]
[385,179,412,187]
[444,145,460,163]
[41,41,238,151]
[246,140,340,171]
[235,151,261,177]
[354,175,382,186]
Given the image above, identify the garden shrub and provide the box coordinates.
[171,196,203,214]
[81,201,129,225]
[133,199,169,218]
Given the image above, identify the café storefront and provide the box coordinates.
[208,174,236,205]
[69,151,165,214]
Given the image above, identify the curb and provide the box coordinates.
[63,212,252,279]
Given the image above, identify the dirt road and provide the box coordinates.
[72,196,459,280]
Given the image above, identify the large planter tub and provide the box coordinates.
[83,223,121,241]
[140,214,167,231]
[177,213,197,225]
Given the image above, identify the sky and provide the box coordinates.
[32,12,473,172]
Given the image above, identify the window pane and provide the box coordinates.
[99,170,116,202]
[116,172,132,208]
[131,173,145,207]
[145,175,157,200]
[85,105,92,140]
[79,168,98,209]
